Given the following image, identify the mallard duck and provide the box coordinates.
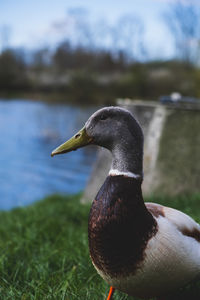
[51,107,200,300]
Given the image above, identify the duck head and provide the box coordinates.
[51,107,144,177]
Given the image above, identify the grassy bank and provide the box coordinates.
[0,194,199,300]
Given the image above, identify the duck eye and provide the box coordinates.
[100,115,107,121]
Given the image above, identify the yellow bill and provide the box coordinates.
[51,127,93,157]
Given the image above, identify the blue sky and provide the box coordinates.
[0,0,186,59]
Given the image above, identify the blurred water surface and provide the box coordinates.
[0,99,97,210]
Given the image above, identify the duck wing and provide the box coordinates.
[145,202,200,243]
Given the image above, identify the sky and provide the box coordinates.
[0,0,193,59]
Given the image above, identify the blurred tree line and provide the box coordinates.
[1,2,200,104]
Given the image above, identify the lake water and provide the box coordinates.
[0,99,98,210]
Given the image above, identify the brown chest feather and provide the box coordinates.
[88,176,157,278]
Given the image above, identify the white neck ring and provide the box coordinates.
[109,169,142,179]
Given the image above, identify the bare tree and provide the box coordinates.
[51,8,146,62]
[164,1,200,64]
[69,8,95,49]
[52,7,95,50]
[0,25,12,51]
[110,14,146,61]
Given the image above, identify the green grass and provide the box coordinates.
[0,194,199,300]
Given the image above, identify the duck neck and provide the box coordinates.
[109,144,143,179]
